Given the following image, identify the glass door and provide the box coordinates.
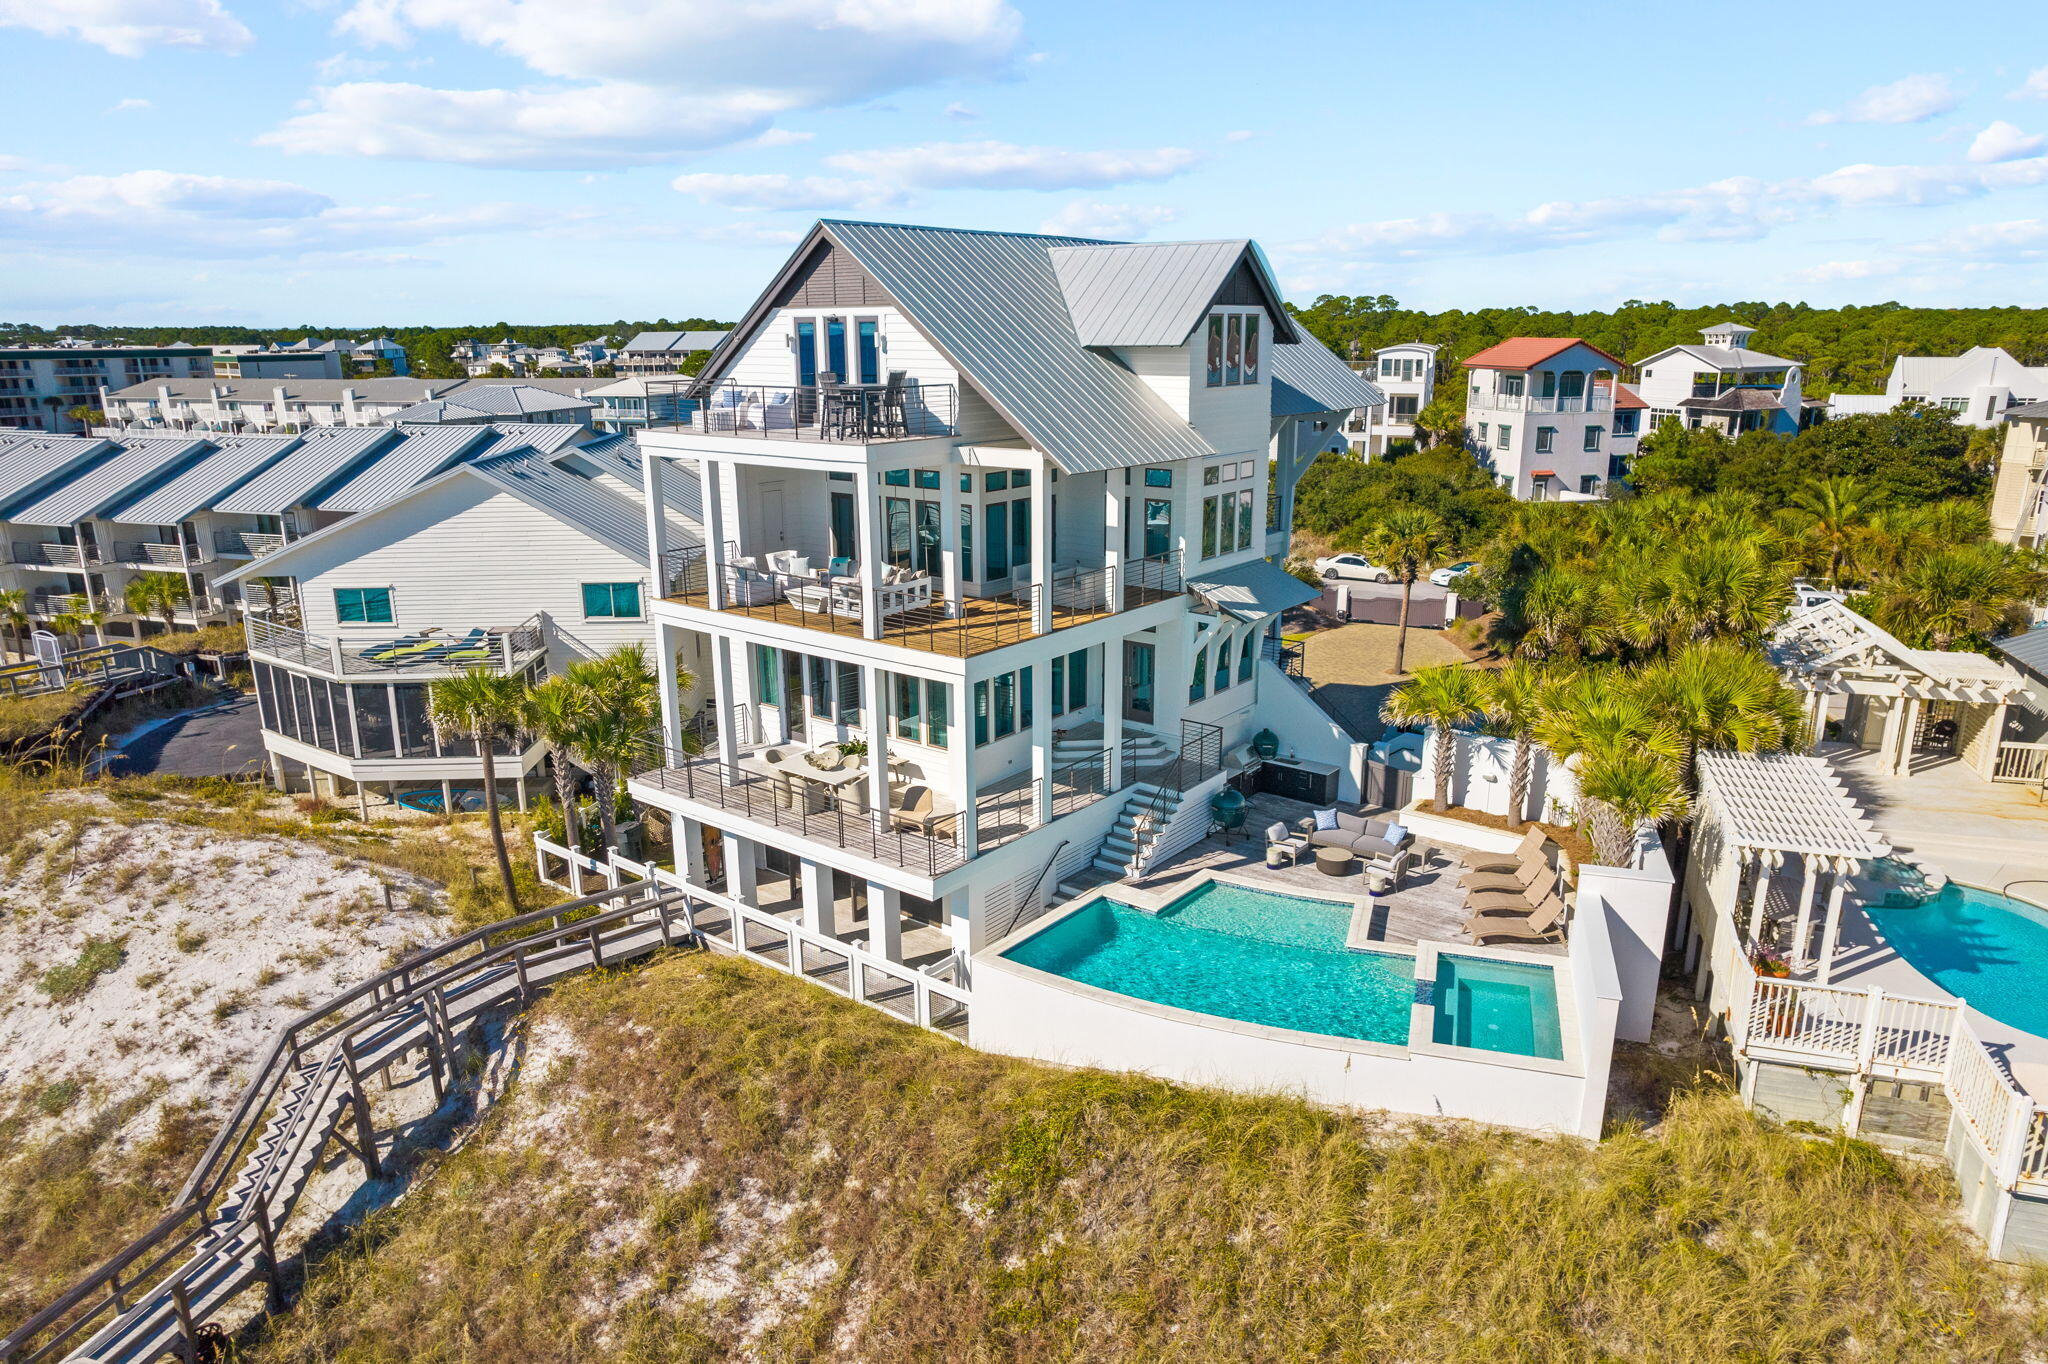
[914,499,941,577]
[1124,642,1154,722]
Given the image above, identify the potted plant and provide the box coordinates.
[1751,948,1791,978]
[838,740,869,759]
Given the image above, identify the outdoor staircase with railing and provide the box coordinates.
[1089,781,1180,879]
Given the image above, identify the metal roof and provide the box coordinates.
[314,426,494,513]
[471,422,590,460]
[1995,627,2048,682]
[1186,558,1321,621]
[1269,334,1385,417]
[818,219,1218,474]
[8,438,210,527]
[105,434,300,523]
[1048,240,1295,347]
[214,427,398,515]
[621,330,730,353]
[468,451,699,561]
[1696,751,1889,860]
[385,385,592,423]
[0,435,113,518]
[106,377,465,403]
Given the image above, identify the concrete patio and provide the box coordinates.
[1822,744,2048,894]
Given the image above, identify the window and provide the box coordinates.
[1242,314,1261,384]
[1011,497,1031,572]
[1066,647,1088,712]
[1501,373,1525,397]
[883,468,910,486]
[1581,475,1601,494]
[1237,460,1254,480]
[960,503,974,582]
[794,318,817,387]
[352,683,395,758]
[914,469,940,490]
[994,671,1017,738]
[825,317,847,380]
[1612,411,1639,437]
[831,491,856,560]
[1051,655,1066,716]
[1202,496,1219,558]
[984,501,1009,578]
[1238,632,1256,683]
[1476,422,1488,444]
[894,673,920,741]
[1940,397,1967,412]
[581,581,642,618]
[973,680,989,745]
[1496,424,1511,447]
[856,318,880,385]
[394,683,436,757]
[754,644,780,707]
[1204,465,1221,486]
[1536,427,1556,453]
[1020,665,1034,730]
[1213,637,1231,693]
[1143,468,1172,488]
[926,680,949,748]
[334,587,392,624]
[1583,426,1603,452]
[1143,498,1172,558]
[1225,314,1242,385]
[1190,646,1208,701]
[1205,315,1224,387]
[984,470,1008,492]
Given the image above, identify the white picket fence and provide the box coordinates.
[531,835,971,1036]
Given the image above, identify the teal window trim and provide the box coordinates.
[334,586,393,625]
[581,581,642,619]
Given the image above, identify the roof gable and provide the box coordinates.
[1464,337,1624,370]
[1048,240,1299,347]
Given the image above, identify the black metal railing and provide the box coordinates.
[645,379,956,442]
[1261,636,1305,681]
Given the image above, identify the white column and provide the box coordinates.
[701,460,729,610]
[1893,696,1922,776]
[1790,854,1821,971]
[679,816,709,884]
[862,662,890,824]
[1103,471,1125,584]
[939,465,963,613]
[1978,702,2008,779]
[1805,688,1829,753]
[799,856,833,936]
[867,879,903,962]
[711,635,741,767]
[1816,861,1852,986]
[1745,851,1775,944]
[640,445,669,590]
[654,619,683,752]
[1030,657,1054,826]
[729,832,759,904]
[1030,459,1054,634]
[855,479,883,640]
[950,677,978,858]
[1102,638,1126,788]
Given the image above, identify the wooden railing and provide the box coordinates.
[0,643,181,699]
[1992,742,2048,786]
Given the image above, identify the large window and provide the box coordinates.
[1242,314,1260,384]
[1143,498,1173,559]
[830,492,856,561]
[925,680,949,748]
[1225,314,1242,385]
[1205,315,1224,387]
[984,501,1009,578]
[1201,489,1257,559]
[753,644,780,707]
[973,669,1032,746]
[825,317,847,380]
[894,673,921,742]
[353,683,395,758]
[334,587,392,624]
[1239,632,1256,683]
[794,318,817,386]
[581,582,642,618]
[1050,647,1089,717]
[856,318,880,385]
[1213,637,1231,694]
[394,684,436,757]
[993,671,1017,739]
[1191,645,1208,701]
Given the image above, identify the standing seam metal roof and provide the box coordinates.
[0,436,113,518]
[822,220,1219,474]
[1269,335,1386,417]
[467,452,701,559]
[213,427,398,515]
[105,435,300,523]
[314,426,494,513]
[7,438,210,526]
[1050,240,1260,347]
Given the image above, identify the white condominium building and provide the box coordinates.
[1348,341,1436,454]
[1993,400,2048,549]
[629,219,1377,969]
[1462,338,1640,500]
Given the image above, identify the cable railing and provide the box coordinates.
[644,378,957,442]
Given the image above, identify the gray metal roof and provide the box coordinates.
[384,385,592,423]
[106,434,300,523]
[105,377,465,403]
[1050,240,1253,346]
[8,438,210,527]
[1270,334,1386,418]
[621,330,730,353]
[818,220,1218,474]
[467,451,698,561]
[0,435,114,518]
[2006,400,2048,422]
[1994,627,2048,683]
[314,426,494,513]
[214,427,398,515]
[1186,557,1321,621]
[471,422,591,461]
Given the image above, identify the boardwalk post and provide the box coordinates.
[340,1044,383,1179]
[170,1280,198,1363]
[255,1188,284,1313]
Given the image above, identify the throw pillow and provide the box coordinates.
[1383,822,1408,844]
[1312,807,1339,832]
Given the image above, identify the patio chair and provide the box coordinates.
[1265,820,1310,866]
[1471,897,1567,946]
[889,785,955,836]
[879,369,908,436]
[1462,827,1547,876]
[1462,849,1551,895]
[1465,867,1560,918]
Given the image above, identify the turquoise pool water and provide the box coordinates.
[1002,882,1415,1044]
[1865,884,2048,1038]
[1430,955,1564,1059]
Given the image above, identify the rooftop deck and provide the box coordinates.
[245,615,546,678]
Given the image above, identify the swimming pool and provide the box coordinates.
[1431,955,1564,1059]
[1001,881,1416,1044]
[1865,883,2048,1038]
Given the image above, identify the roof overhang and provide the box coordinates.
[1185,557,1320,621]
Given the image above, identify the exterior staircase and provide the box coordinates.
[1087,781,1184,880]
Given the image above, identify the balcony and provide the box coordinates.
[9,541,99,568]
[660,544,1183,658]
[644,379,957,442]
[1471,392,1611,414]
[213,529,285,558]
[29,591,91,617]
[245,614,546,677]
[114,541,197,568]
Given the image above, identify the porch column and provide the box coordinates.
[1103,637,1126,788]
[946,888,981,957]
[950,678,978,858]
[711,635,740,768]
[679,815,710,884]
[939,465,963,614]
[1815,860,1852,986]
[799,856,833,936]
[1978,701,2009,779]
[1805,687,1829,752]
[1789,854,1821,970]
[702,461,729,610]
[1103,471,1125,588]
[729,832,759,904]
[861,662,890,826]
[1745,849,1775,944]
[1030,657,1054,827]
[640,444,669,588]
[867,880,903,962]
[1893,696,1923,776]
[1030,458,1053,634]
[855,479,883,641]
[654,619,683,752]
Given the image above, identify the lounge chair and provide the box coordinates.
[889,784,934,833]
[1265,820,1311,866]
[1462,849,1550,895]
[1462,827,1547,876]
[1465,868,1560,918]
[1471,898,1567,946]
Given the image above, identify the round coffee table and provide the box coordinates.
[1315,846,1356,877]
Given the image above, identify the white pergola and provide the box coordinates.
[1697,750,1891,985]
[1769,598,2027,778]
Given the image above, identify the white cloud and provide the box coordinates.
[1909,218,2048,261]
[944,101,979,120]
[314,51,388,81]
[752,128,814,148]
[282,0,1025,166]
[0,0,251,57]
[1807,73,1958,125]
[669,172,898,212]
[693,221,807,246]
[1223,129,1255,143]
[105,98,152,114]
[1040,201,1178,240]
[13,170,333,220]
[824,140,1198,190]
[0,155,30,173]
[2018,65,2048,100]
[1967,120,2046,163]
[1797,258,1902,283]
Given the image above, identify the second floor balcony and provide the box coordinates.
[1471,391,1614,414]
[113,540,200,568]
[246,614,546,678]
[9,541,99,568]
[645,378,957,443]
[213,528,286,558]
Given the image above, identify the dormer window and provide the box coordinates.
[1205,312,1262,388]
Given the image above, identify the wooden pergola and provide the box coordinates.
[1769,598,2027,778]
[1697,750,1891,985]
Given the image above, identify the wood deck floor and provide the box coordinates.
[665,585,1177,658]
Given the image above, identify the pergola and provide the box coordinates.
[1697,750,1891,985]
[1769,598,2027,778]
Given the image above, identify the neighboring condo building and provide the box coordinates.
[0,346,213,433]
[611,330,733,377]
[1992,400,2048,548]
[628,219,1377,970]
[1346,341,1436,455]
[1632,321,1816,435]
[100,377,601,431]
[1462,338,1640,499]
[1829,346,2048,427]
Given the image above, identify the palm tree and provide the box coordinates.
[46,611,87,650]
[1410,395,1465,450]
[123,574,188,632]
[1627,641,1807,798]
[1785,477,1870,588]
[1362,506,1448,675]
[1513,568,1622,663]
[1575,747,1689,868]
[1384,664,1484,811]
[427,668,531,912]
[562,646,662,853]
[1532,676,1686,868]
[0,588,29,662]
[1480,659,1559,826]
[1866,544,2046,650]
[1623,539,1789,656]
[522,675,592,853]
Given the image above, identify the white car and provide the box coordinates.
[1313,553,1392,583]
[1429,560,1478,587]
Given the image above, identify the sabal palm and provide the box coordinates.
[1480,659,1559,825]
[0,588,29,660]
[562,645,661,853]
[1515,569,1622,663]
[1384,664,1484,810]
[1868,544,2045,650]
[427,667,531,912]
[1575,748,1689,868]
[1534,676,1686,868]
[1627,641,1806,796]
[1626,539,1790,655]
[122,574,188,627]
[523,676,592,853]
[1786,477,1871,588]
[1362,507,1449,675]
[46,612,87,648]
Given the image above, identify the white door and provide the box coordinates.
[758,483,787,548]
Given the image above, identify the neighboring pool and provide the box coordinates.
[1865,883,2048,1038]
[1430,955,1564,1059]
[1001,882,1416,1044]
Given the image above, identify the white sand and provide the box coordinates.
[0,809,448,1144]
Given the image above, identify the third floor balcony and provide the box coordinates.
[644,378,957,443]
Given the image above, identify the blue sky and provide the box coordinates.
[1,0,2045,325]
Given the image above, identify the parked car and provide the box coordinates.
[1313,553,1392,583]
[1429,560,1477,587]
[1791,580,1843,611]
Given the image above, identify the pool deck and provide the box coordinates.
[1822,744,2048,895]
[1141,792,1566,958]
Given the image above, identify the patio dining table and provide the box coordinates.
[750,747,871,810]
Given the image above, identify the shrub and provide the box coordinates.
[37,936,128,1002]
